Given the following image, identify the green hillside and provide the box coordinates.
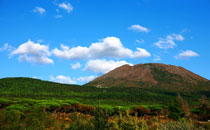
[0,77,209,107]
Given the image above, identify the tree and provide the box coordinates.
[168,99,184,120]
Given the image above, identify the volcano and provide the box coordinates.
[86,63,210,91]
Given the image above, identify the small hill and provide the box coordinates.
[86,63,210,91]
[0,77,82,97]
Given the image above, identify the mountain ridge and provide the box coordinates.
[86,63,209,91]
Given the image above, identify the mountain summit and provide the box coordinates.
[86,63,209,91]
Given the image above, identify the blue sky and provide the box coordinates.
[0,0,210,84]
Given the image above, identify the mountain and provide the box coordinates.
[86,63,210,91]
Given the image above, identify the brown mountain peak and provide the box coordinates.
[86,63,209,91]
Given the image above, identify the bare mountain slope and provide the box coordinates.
[86,63,209,91]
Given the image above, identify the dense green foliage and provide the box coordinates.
[168,100,184,120]
[0,77,209,107]
[0,77,209,129]
[0,109,60,130]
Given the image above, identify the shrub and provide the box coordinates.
[79,104,95,114]
[67,112,94,130]
[0,110,23,130]
[113,107,122,116]
[157,119,205,130]
[177,94,191,117]
[23,110,58,130]
[0,109,59,130]
[92,107,110,130]
[138,120,149,130]
[113,111,148,130]
[198,96,210,121]
[168,100,184,120]
[133,106,151,117]
[5,104,30,112]
[70,103,95,114]
[34,100,61,112]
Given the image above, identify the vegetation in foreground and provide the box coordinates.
[0,95,210,129]
[0,77,210,129]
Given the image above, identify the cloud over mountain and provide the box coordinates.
[50,75,76,84]
[52,37,151,60]
[84,59,133,74]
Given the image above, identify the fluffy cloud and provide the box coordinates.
[77,76,96,82]
[128,25,149,32]
[58,2,73,13]
[50,75,76,84]
[33,7,46,14]
[154,33,184,49]
[10,40,53,64]
[175,50,199,59]
[0,43,14,51]
[131,48,151,58]
[71,62,81,69]
[50,75,95,84]
[52,37,151,60]
[84,59,133,74]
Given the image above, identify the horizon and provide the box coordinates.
[0,0,210,84]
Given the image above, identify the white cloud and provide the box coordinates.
[167,33,184,41]
[55,15,63,18]
[50,75,76,84]
[32,76,38,79]
[136,39,144,44]
[49,75,96,84]
[84,59,133,74]
[32,76,42,79]
[10,40,53,64]
[77,76,96,82]
[71,62,81,69]
[58,2,73,13]
[52,37,151,60]
[154,39,176,49]
[0,43,14,51]
[154,33,184,49]
[128,25,149,32]
[153,55,161,61]
[131,48,151,58]
[17,55,53,64]
[33,7,46,14]
[175,50,199,59]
